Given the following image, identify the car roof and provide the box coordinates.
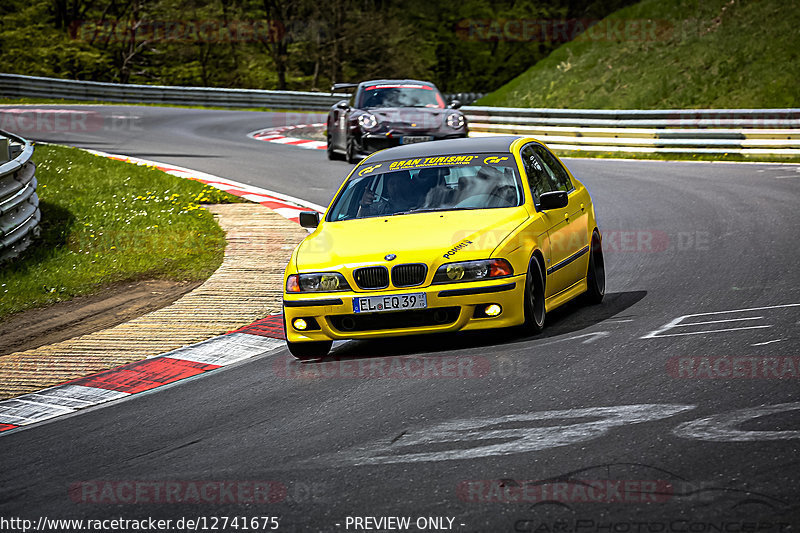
[365,136,521,162]
[358,79,439,90]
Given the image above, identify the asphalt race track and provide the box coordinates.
[1,105,799,531]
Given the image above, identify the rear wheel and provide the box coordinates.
[584,230,605,304]
[283,313,332,360]
[346,136,358,164]
[523,256,546,334]
[327,131,343,160]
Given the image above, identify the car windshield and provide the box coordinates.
[358,84,445,109]
[327,154,523,221]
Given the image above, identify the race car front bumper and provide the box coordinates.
[357,132,468,154]
[283,274,526,344]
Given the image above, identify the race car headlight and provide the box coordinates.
[432,259,513,284]
[446,113,465,129]
[286,273,351,292]
[358,113,378,130]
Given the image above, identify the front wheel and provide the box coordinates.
[283,313,332,360]
[584,230,605,304]
[287,339,332,360]
[523,256,546,334]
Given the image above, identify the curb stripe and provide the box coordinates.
[0,332,285,433]
[248,123,327,150]
[0,152,320,434]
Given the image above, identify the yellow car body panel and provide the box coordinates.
[283,136,601,345]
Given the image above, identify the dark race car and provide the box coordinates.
[326,79,468,163]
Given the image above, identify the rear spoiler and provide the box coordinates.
[331,83,358,93]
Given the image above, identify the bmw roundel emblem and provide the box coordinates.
[384,254,397,261]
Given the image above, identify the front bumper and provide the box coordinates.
[357,132,468,154]
[283,274,526,343]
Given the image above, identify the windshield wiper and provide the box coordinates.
[396,207,478,215]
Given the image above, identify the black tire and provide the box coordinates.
[523,256,546,334]
[283,312,332,360]
[346,136,358,164]
[287,339,332,360]
[326,131,343,161]
[584,230,605,304]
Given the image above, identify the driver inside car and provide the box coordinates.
[358,170,415,217]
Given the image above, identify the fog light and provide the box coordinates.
[484,304,502,317]
[293,318,308,330]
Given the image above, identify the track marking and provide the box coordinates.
[751,339,785,346]
[649,325,773,338]
[677,316,763,327]
[641,303,800,339]
[535,331,611,347]
[327,404,695,465]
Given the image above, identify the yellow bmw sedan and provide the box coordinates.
[283,136,604,359]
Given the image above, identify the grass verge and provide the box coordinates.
[0,144,243,319]
[479,0,799,109]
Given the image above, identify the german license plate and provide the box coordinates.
[401,136,433,145]
[353,293,427,313]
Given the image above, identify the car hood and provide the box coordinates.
[295,207,528,272]
[367,107,451,128]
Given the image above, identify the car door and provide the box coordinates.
[521,143,588,297]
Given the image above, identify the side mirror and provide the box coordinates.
[336,101,350,110]
[299,211,320,228]
[539,191,568,210]
[448,100,462,109]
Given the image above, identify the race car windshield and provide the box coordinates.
[327,154,523,221]
[358,84,445,109]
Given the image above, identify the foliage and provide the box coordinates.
[0,0,638,92]
[479,0,800,108]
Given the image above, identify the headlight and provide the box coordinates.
[358,113,378,130]
[286,272,351,292]
[446,113,465,129]
[432,259,513,284]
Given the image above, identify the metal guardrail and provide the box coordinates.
[0,73,347,111]
[444,92,486,106]
[463,107,800,155]
[0,130,38,262]
[2,73,797,156]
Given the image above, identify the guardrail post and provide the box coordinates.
[0,137,8,164]
[0,131,39,263]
